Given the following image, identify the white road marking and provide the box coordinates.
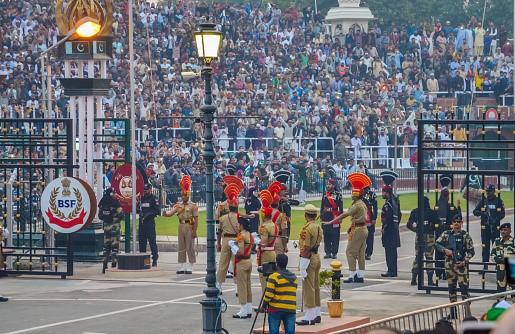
[3,293,207,334]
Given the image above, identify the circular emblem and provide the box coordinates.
[41,177,97,233]
[111,163,145,213]
[485,107,498,120]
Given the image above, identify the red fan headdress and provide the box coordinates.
[259,190,274,216]
[180,175,192,196]
[268,181,283,204]
[347,172,372,198]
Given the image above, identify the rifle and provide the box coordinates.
[448,233,465,263]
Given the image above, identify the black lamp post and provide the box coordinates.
[195,22,223,334]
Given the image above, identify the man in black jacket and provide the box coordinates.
[380,184,401,277]
[320,179,343,259]
[138,184,161,267]
[473,184,506,265]
[362,185,378,260]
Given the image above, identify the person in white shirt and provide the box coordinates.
[378,129,389,168]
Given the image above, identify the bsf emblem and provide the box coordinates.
[41,177,96,233]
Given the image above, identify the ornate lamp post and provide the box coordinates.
[389,109,404,194]
[195,22,223,334]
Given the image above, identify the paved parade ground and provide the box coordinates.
[0,220,509,334]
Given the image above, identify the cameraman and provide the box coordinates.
[138,184,161,267]
[261,254,298,334]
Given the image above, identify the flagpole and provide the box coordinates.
[129,0,137,254]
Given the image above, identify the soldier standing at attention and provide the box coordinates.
[269,182,288,255]
[297,204,323,326]
[329,173,370,283]
[99,188,124,273]
[138,184,161,267]
[162,175,198,274]
[380,171,402,278]
[491,223,515,292]
[231,217,254,319]
[407,196,439,286]
[473,184,506,265]
[362,184,378,261]
[258,190,278,293]
[320,179,343,259]
[435,213,475,312]
[216,166,237,277]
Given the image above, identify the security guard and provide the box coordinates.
[362,184,378,261]
[99,188,124,273]
[138,183,161,267]
[297,204,323,326]
[329,173,370,283]
[473,184,506,264]
[163,175,198,274]
[258,190,278,293]
[232,217,254,319]
[435,213,475,306]
[407,196,439,285]
[491,223,515,292]
[320,179,343,259]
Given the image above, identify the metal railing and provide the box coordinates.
[330,290,515,334]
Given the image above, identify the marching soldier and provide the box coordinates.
[215,167,237,277]
[162,175,198,274]
[473,184,506,265]
[297,204,323,326]
[138,184,161,267]
[329,173,370,283]
[258,190,278,293]
[380,171,402,278]
[99,188,124,273]
[407,196,440,286]
[232,217,254,319]
[362,184,378,261]
[491,223,515,292]
[274,170,295,239]
[320,179,343,259]
[269,182,288,255]
[435,213,475,311]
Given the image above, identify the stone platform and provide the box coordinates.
[252,315,369,334]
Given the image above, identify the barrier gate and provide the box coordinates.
[416,114,515,294]
[0,118,74,278]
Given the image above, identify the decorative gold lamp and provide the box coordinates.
[56,0,113,39]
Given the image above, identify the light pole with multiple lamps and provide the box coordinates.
[194,22,223,334]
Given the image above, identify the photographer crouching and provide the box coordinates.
[260,254,298,334]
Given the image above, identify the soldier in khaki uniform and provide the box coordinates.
[269,181,288,255]
[258,190,278,293]
[491,223,515,292]
[232,217,254,319]
[330,173,370,283]
[163,175,198,274]
[216,194,240,285]
[297,204,323,326]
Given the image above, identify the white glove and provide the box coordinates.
[299,257,310,279]
[2,227,9,240]
[228,240,239,255]
[251,232,261,245]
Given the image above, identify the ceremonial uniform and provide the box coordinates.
[381,195,401,277]
[297,204,323,325]
[407,199,439,285]
[320,189,343,258]
[271,208,288,254]
[362,188,378,259]
[174,201,199,266]
[138,186,160,266]
[258,218,278,292]
[234,229,253,317]
[278,197,292,238]
[345,199,368,280]
[436,226,475,303]
[217,212,240,283]
[491,229,515,292]
[99,189,124,273]
[473,192,506,264]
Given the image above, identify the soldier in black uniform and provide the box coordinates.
[380,172,401,277]
[320,179,344,259]
[138,184,161,266]
[362,185,378,260]
[473,184,506,265]
[407,196,440,285]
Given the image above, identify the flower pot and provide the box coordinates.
[327,300,344,318]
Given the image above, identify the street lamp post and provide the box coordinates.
[389,109,404,194]
[195,22,223,334]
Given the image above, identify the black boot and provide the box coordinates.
[427,273,436,286]
[152,260,157,267]
[411,274,417,286]
[102,261,107,274]
[111,262,117,268]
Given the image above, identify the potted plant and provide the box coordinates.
[320,261,344,318]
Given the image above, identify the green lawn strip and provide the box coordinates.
[146,191,513,238]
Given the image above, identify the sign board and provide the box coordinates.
[41,177,97,233]
[111,163,145,213]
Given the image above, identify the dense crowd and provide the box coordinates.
[0,0,513,190]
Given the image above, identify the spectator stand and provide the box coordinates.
[416,114,515,294]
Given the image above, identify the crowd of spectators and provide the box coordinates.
[0,0,514,196]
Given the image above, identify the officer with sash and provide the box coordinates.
[320,179,343,259]
[232,217,254,319]
[258,190,278,293]
[269,181,289,255]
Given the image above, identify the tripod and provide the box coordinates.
[249,276,269,334]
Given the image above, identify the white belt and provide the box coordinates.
[262,246,275,251]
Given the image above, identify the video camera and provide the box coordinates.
[257,262,277,277]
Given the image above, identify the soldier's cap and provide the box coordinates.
[304,204,318,215]
[452,213,463,222]
[486,184,496,192]
[144,184,152,190]
[238,216,251,230]
[500,222,511,229]
[328,179,336,185]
